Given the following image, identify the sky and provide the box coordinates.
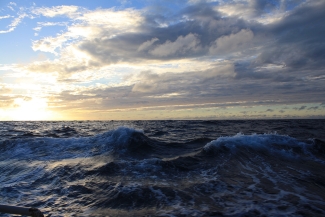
[0,0,324,120]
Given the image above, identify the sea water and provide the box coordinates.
[0,120,324,216]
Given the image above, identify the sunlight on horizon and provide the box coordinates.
[1,98,57,120]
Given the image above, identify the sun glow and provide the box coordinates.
[5,98,55,120]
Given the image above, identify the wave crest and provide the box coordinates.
[203,133,313,159]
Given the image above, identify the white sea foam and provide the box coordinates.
[203,133,314,160]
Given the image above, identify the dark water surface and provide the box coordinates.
[0,120,325,216]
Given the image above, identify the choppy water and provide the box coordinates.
[0,120,325,217]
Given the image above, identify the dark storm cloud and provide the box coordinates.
[255,0,325,69]
[233,1,325,85]
[294,105,307,111]
[248,0,306,17]
[307,106,319,110]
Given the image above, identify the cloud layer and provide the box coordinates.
[0,0,324,119]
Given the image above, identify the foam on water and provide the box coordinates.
[203,132,319,160]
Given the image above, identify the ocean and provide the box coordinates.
[0,120,324,217]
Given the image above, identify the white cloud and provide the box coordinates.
[215,0,303,24]
[76,8,143,34]
[203,63,235,78]
[0,64,19,71]
[0,13,27,34]
[32,35,68,55]
[32,22,70,53]
[24,59,90,75]
[0,85,12,94]
[0,15,12,19]
[39,21,67,27]
[32,5,82,18]
[131,71,160,92]
[209,29,254,55]
[216,2,253,19]
[27,7,145,75]
[33,26,41,31]
[7,2,17,11]
[33,21,68,32]
[31,7,144,53]
[150,33,201,57]
[138,38,159,51]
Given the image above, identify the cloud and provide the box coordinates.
[76,8,143,28]
[24,60,91,76]
[32,5,82,18]
[32,35,68,55]
[149,33,201,57]
[307,106,319,111]
[68,4,258,66]
[209,29,254,55]
[254,0,325,69]
[21,7,146,77]
[130,62,235,93]
[202,63,235,79]
[0,13,27,34]
[0,98,14,108]
[33,21,68,32]
[137,38,159,51]
[217,2,255,19]
[0,85,12,94]
[131,71,160,93]
[21,2,253,75]
[216,0,305,23]
[5,0,324,117]
[295,105,307,111]
[0,15,11,19]
[7,2,17,11]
